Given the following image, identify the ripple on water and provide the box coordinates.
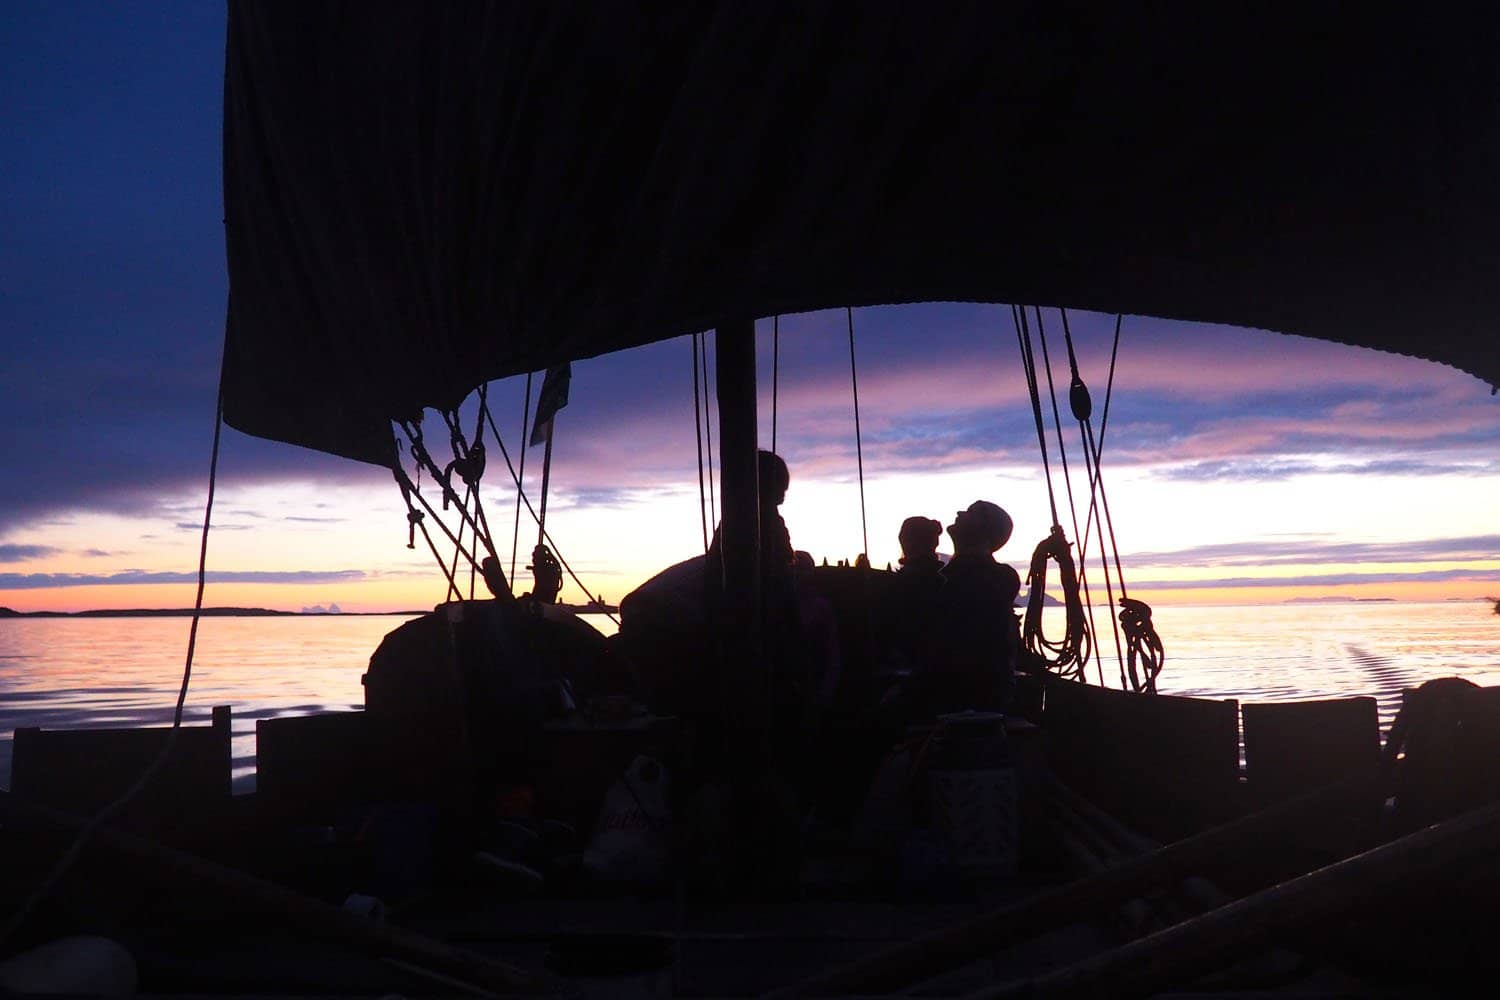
[2,603,1496,789]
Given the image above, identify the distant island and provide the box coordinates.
[0,606,416,619]
[1282,596,1397,604]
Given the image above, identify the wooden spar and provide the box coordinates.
[534,428,553,553]
[2,797,552,996]
[714,319,764,753]
[762,777,1379,998]
[965,799,1500,1000]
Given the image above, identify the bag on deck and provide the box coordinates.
[582,755,672,886]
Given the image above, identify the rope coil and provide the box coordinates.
[1023,525,1091,681]
[1118,597,1164,694]
[1014,306,1167,692]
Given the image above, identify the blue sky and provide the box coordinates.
[2,3,1498,613]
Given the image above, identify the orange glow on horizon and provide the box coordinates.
[5,568,1496,616]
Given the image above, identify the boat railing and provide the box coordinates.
[9,705,232,849]
[1037,675,1241,843]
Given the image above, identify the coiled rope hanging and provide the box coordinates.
[1030,306,1108,687]
[1013,304,1091,681]
[1059,309,1165,692]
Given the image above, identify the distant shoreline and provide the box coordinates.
[0,607,424,619]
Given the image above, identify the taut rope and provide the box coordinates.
[847,307,869,562]
[1013,305,1091,680]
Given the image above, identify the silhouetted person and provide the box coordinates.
[793,549,840,709]
[708,449,793,572]
[898,515,944,573]
[933,500,1021,710]
[878,516,945,679]
[884,501,1020,721]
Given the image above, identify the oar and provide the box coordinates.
[2,796,553,996]
[963,798,1500,999]
[761,776,1378,998]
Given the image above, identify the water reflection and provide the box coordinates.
[1,602,1496,792]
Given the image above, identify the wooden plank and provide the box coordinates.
[968,799,1500,1000]
[762,777,1377,998]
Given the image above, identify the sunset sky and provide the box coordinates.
[3,3,1498,615]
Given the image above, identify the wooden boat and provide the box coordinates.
[6,1,1500,994]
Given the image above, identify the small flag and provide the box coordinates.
[529,363,572,446]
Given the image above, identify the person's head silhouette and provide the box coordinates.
[947,500,1013,556]
[898,516,943,565]
[758,450,789,508]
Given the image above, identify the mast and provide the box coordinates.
[714,320,766,756]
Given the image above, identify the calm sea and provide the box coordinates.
[1,602,1496,792]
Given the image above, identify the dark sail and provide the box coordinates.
[222,2,1500,465]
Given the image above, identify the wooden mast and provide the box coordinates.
[713,319,765,757]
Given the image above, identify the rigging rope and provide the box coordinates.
[1060,308,1164,693]
[482,405,620,626]
[1013,305,1060,528]
[397,419,489,603]
[1061,311,1126,687]
[1,375,227,947]
[1032,306,1108,687]
[771,315,780,454]
[400,407,613,619]
[510,372,533,591]
[700,332,716,521]
[394,455,471,601]
[692,333,709,553]
[1012,305,1091,679]
[847,307,869,561]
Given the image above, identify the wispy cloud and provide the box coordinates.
[6,305,1498,540]
[1155,458,1497,483]
[1131,567,1500,591]
[0,544,59,562]
[0,569,372,590]
[552,486,686,510]
[1129,535,1500,569]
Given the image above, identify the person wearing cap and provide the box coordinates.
[937,500,1022,708]
[877,515,948,679]
[940,500,1021,607]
